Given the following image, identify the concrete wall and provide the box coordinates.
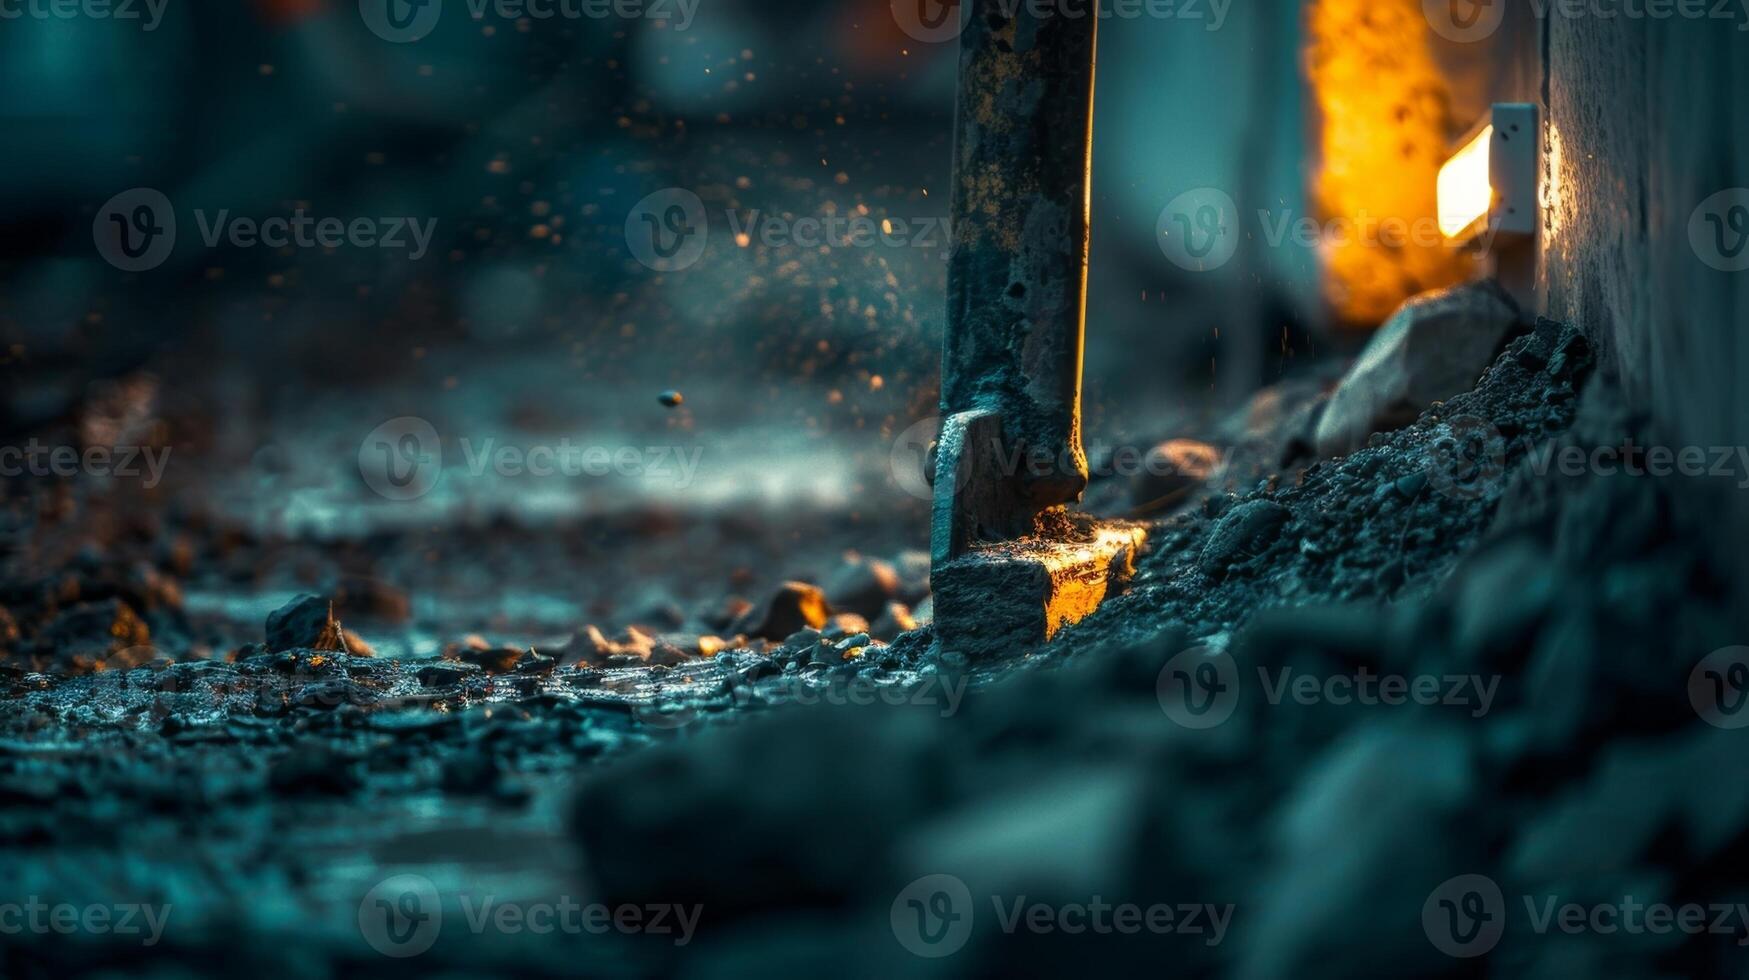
[1538,15,1749,613]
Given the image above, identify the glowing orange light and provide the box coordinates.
[1306,0,1472,327]
[1438,126,1494,238]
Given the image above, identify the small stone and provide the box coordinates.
[452,643,527,673]
[731,582,830,641]
[265,594,333,653]
[1198,500,1291,574]
[822,613,871,639]
[822,555,901,619]
[1132,438,1221,507]
[416,663,477,687]
[781,627,824,649]
[1393,472,1428,498]
[871,602,918,639]
[514,649,559,674]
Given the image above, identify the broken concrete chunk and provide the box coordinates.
[1199,499,1291,574]
[1315,281,1521,457]
[731,582,830,641]
[934,523,1146,658]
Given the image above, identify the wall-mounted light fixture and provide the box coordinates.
[1438,103,1538,245]
[1438,102,1539,306]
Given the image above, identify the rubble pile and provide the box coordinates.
[1,316,1743,976]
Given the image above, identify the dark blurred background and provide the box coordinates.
[0,0,1325,542]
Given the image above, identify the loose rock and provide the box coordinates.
[732,582,830,641]
[1315,281,1521,457]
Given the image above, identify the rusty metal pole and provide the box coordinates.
[931,0,1140,658]
[933,0,1099,564]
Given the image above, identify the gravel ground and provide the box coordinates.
[2,318,1743,978]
